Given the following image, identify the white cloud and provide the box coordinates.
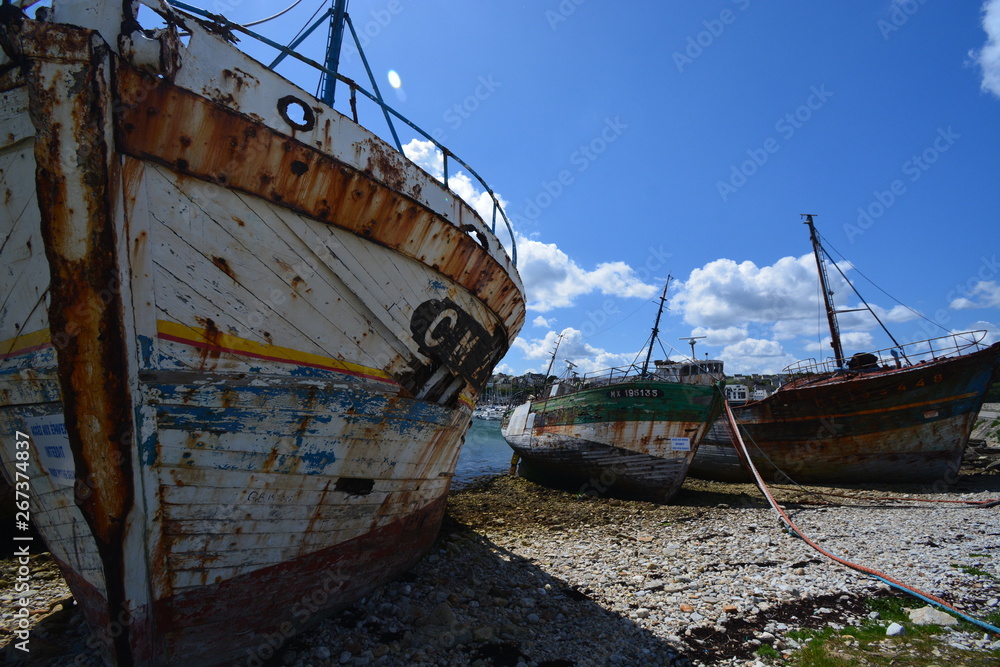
[672,254,838,328]
[804,331,875,354]
[513,328,641,375]
[515,237,658,312]
[972,0,1000,98]
[718,338,798,375]
[403,138,657,312]
[957,321,1000,344]
[532,316,553,328]
[950,281,1000,309]
[690,325,748,347]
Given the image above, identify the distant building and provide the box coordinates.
[725,384,748,402]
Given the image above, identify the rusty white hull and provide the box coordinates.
[0,2,523,664]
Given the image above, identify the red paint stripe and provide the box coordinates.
[156,332,398,385]
[1,341,53,360]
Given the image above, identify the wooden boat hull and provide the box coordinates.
[501,381,723,501]
[0,5,523,665]
[690,343,1000,485]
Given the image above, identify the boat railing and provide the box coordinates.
[783,330,990,376]
[579,364,646,387]
[579,360,725,387]
[158,0,517,266]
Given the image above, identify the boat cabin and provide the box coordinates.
[653,359,723,386]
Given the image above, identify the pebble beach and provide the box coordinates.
[2,445,999,666]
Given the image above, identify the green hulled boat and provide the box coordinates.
[501,280,725,502]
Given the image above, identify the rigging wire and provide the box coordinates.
[282,0,329,63]
[818,230,951,336]
[239,0,306,27]
[580,296,654,340]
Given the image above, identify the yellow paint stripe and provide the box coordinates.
[0,328,52,359]
[156,320,394,383]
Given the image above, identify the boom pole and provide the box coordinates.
[803,214,845,369]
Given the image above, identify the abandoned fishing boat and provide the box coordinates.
[690,214,1000,485]
[0,0,524,664]
[501,280,725,502]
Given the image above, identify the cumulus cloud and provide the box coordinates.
[403,138,657,312]
[950,281,1000,309]
[972,0,1000,98]
[513,328,641,375]
[671,254,841,328]
[956,321,1000,344]
[718,338,798,375]
[804,331,875,355]
[516,238,658,311]
[689,325,749,347]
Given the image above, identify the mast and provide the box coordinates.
[544,333,564,378]
[803,214,845,368]
[320,0,349,105]
[642,276,672,375]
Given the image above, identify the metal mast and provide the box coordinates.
[642,276,672,375]
[544,333,564,378]
[803,213,845,369]
[320,0,348,105]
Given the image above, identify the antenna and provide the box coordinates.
[678,336,706,360]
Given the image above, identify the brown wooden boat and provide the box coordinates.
[690,215,1000,485]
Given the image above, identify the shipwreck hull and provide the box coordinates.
[692,344,1000,485]
[502,382,722,501]
[0,3,523,664]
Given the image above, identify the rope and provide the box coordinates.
[769,485,1000,508]
[721,400,1000,636]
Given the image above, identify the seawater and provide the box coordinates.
[453,418,513,488]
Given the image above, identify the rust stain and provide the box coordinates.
[12,17,137,663]
[113,66,525,336]
[211,255,236,281]
[195,317,223,370]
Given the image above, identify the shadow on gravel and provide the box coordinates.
[275,514,695,666]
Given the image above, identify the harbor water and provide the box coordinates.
[453,418,513,488]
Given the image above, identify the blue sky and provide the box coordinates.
[159,0,1000,376]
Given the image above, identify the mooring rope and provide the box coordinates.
[721,400,1000,636]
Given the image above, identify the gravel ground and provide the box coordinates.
[2,455,999,666]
